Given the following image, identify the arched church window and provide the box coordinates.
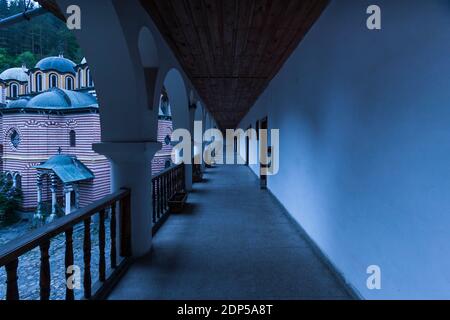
[86,68,94,87]
[8,128,21,149]
[164,134,171,146]
[77,69,83,88]
[66,76,74,90]
[160,90,171,116]
[69,130,76,147]
[10,83,18,98]
[50,74,59,88]
[165,160,171,169]
[13,173,21,189]
[35,73,42,92]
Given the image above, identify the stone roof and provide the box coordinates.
[0,67,29,82]
[35,56,76,74]
[2,88,98,112]
[35,155,95,183]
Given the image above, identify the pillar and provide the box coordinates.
[73,184,80,209]
[94,141,161,257]
[34,173,43,220]
[64,183,73,215]
[185,103,197,191]
[50,174,58,219]
[12,173,17,188]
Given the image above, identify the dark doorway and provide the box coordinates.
[246,125,251,166]
[260,117,268,189]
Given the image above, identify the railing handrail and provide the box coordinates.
[0,188,130,267]
[151,163,184,182]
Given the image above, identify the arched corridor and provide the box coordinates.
[109,165,352,300]
[0,0,449,301]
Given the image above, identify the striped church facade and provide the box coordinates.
[1,112,173,212]
[152,119,173,174]
[0,55,173,214]
[1,112,110,211]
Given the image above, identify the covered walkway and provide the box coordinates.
[109,165,352,300]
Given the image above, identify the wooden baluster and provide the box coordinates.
[154,178,157,221]
[169,169,173,199]
[167,173,170,208]
[83,217,92,299]
[179,165,181,190]
[99,209,106,282]
[5,259,19,300]
[152,179,156,224]
[182,164,186,191]
[161,174,165,215]
[158,177,162,219]
[174,168,178,192]
[120,193,132,257]
[65,228,75,300]
[161,176,165,215]
[163,174,167,213]
[173,168,176,194]
[179,166,182,191]
[110,202,117,269]
[166,171,169,204]
[39,240,51,300]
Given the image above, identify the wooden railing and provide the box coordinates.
[152,163,185,235]
[0,188,131,300]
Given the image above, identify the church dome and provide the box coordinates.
[24,88,97,110]
[6,97,30,109]
[35,56,76,74]
[0,67,29,82]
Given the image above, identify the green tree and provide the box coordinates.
[0,48,14,71]
[14,51,37,68]
[0,0,84,72]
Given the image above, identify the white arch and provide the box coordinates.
[194,101,203,122]
[5,171,13,180]
[12,172,21,188]
[162,68,194,190]
[163,68,189,132]
[49,73,59,88]
[138,26,159,68]
[65,75,75,90]
[9,82,19,98]
[138,26,160,113]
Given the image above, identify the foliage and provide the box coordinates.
[0,0,83,71]
[14,50,37,68]
[0,174,23,223]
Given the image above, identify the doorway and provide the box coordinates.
[260,117,268,189]
[246,125,251,166]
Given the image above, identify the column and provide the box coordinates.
[12,173,17,188]
[93,141,161,257]
[34,173,43,220]
[64,183,73,215]
[50,174,58,219]
[185,103,197,191]
[73,184,80,209]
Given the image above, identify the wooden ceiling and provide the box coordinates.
[141,0,329,129]
[36,0,65,21]
[38,0,329,129]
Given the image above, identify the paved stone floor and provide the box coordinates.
[109,165,352,300]
[0,217,112,300]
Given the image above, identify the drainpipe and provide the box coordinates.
[0,7,48,28]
